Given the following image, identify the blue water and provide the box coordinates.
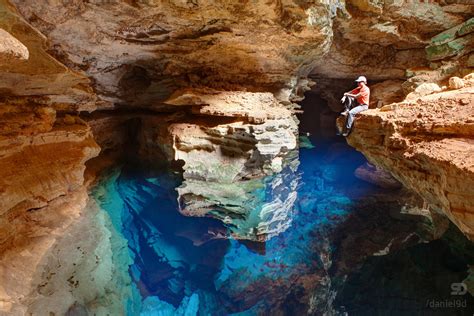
[93,135,474,315]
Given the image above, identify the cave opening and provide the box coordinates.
[81,88,428,315]
[297,89,339,139]
[2,0,473,314]
[64,69,474,316]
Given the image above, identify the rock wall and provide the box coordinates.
[0,1,338,312]
[0,0,473,313]
[347,75,474,239]
[0,0,333,247]
[136,89,300,240]
[311,1,473,111]
[9,0,342,108]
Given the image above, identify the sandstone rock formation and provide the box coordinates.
[354,162,401,190]
[0,28,28,62]
[347,74,474,239]
[311,1,473,111]
[0,0,472,313]
[137,91,300,240]
[0,1,338,312]
[10,0,342,108]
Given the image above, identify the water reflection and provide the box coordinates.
[94,135,473,315]
[177,149,300,242]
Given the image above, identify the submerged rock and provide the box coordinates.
[80,138,463,315]
[354,162,401,189]
[0,0,472,313]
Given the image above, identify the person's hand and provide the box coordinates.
[344,92,348,96]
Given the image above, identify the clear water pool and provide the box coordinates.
[93,135,474,315]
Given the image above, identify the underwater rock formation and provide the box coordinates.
[354,162,401,190]
[0,0,473,313]
[0,188,138,315]
[89,141,446,315]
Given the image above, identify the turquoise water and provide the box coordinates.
[93,136,474,315]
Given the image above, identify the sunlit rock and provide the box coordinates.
[449,76,465,90]
[347,78,474,240]
[165,88,292,123]
[0,28,28,62]
[167,118,299,240]
[405,82,442,100]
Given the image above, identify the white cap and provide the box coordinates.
[355,76,367,83]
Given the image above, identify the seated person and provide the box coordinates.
[340,76,370,136]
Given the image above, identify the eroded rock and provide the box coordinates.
[449,76,465,89]
[0,0,472,312]
[0,28,28,62]
[354,162,401,189]
[347,80,474,240]
[137,108,299,240]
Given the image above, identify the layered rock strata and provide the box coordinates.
[0,0,335,253]
[136,89,300,240]
[10,0,341,108]
[0,0,472,313]
[311,1,473,110]
[0,190,137,315]
[347,75,474,239]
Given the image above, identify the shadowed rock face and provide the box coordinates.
[0,0,473,314]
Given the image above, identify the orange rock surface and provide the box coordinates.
[348,77,474,239]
